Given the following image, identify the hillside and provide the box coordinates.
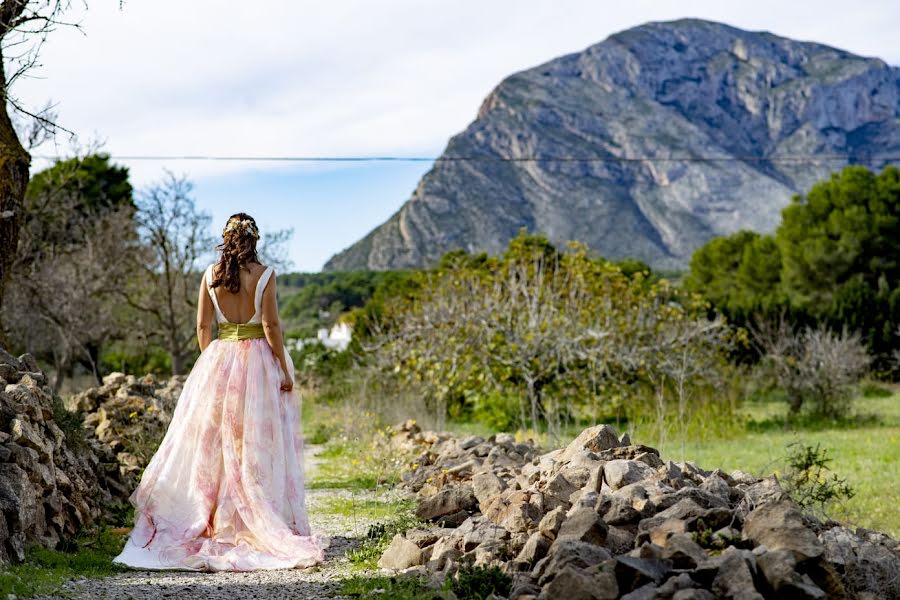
[325,18,899,271]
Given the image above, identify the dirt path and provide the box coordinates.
[36,446,388,600]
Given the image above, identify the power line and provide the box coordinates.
[31,154,900,163]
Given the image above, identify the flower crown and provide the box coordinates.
[223,218,259,239]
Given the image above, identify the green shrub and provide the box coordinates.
[861,382,893,398]
[782,442,855,514]
[340,574,431,599]
[347,510,421,570]
[444,564,512,600]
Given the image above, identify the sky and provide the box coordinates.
[12,0,900,271]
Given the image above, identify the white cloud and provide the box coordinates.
[16,1,898,175]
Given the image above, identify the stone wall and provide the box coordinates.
[0,347,130,563]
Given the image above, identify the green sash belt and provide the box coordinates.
[218,322,266,341]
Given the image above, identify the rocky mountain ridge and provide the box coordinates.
[326,19,900,271]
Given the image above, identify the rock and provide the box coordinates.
[757,549,826,599]
[416,485,478,521]
[742,500,823,563]
[515,531,551,568]
[557,506,608,545]
[484,489,543,533]
[605,526,636,556]
[436,510,471,528]
[661,533,707,569]
[709,547,764,600]
[672,590,716,600]
[378,534,424,569]
[538,506,567,540]
[543,472,578,511]
[602,460,656,491]
[613,555,667,594]
[538,565,618,600]
[534,540,612,584]
[473,471,507,508]
[560,425,622,462]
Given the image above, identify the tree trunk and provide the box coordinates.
[0,49,31,336]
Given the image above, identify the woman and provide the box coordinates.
[114,213,327,571]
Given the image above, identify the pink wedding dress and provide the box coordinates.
[114,265,327,571]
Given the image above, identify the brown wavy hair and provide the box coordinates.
[211,213,261,293]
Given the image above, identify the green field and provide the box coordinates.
[305,390,899,538]
[653,393,899,537]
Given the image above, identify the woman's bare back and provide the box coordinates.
[211,262,270,324]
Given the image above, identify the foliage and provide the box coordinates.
[686,165,900,371]
[340,574,431,599]
[25,154,133,213]
[655,391,899,537]
[781,442,855,515]
[4,154,141,389]
[364,231,733,437]
[0,527,126,598]
[444,564,512,600]
[750,318,870,418]
[347,510,421,570]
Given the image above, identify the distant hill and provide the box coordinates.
[325,19,899,271]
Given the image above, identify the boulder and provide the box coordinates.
[378,534,424,569]
[473,470,507,508]
[515,531,551,568]
[538,506,567,540]
[661,533,707,569]
[534,539,612,584]
[560,425,621,462]
[709,547,764,600]
[557,506,608,545]
[602,460,656,491]
[484,489,543,533]
[756,549,827,599]
[742,500,823,563]
[613,554,667,594]
[538,565,618,600]
[416,485,477,521]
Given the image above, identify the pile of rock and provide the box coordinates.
[0,347,130,563]
[69,372,184,483]
[380,421,900,599]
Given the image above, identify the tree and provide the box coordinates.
[0,0,78,325]
[127,173,214,375]
[687,166,900,370]
[4,154,139,389]
[778,166,900,313]
[366,232,731,437]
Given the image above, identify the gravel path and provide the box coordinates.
[36,447,392,600]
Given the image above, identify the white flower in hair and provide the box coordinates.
[223,218,259,239]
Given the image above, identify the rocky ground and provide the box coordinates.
[378,420,900,599]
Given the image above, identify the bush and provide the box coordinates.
[781,442,855,515]
[444,564,512,600]
[751,319,870,419]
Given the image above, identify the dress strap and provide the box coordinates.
[205,264,227,323]
[251,267,274,323]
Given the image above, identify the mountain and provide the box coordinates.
[325,19,900,271]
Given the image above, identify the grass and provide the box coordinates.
[311,496,416,521]
[304,383,899,538]
[654,392,900,537]
[340,574,432,599]
[0,527,127,598]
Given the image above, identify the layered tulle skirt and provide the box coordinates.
[113,338,328,571]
